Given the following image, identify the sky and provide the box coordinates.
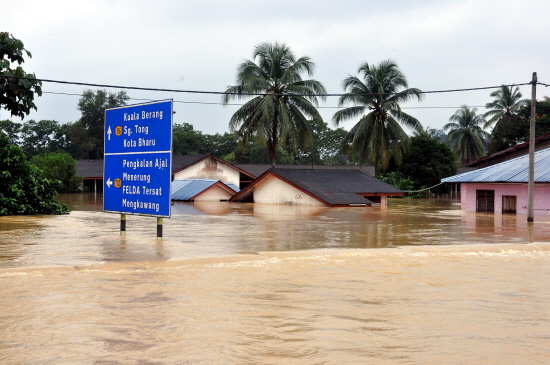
[3,0,550,135]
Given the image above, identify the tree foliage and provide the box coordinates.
[31,151,82,193]
[487,98,550,154]
[172,122,208,155]
[71,89,129,159]
[0,132,68,215]
[483,85,527,129]
[333,59,423,175]
[444,105,489,165]
[0,33,42,119]
[0,119,76,159]
[396,135,456,195]
[222,42,326,167]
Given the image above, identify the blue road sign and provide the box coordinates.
[104,100,172,217]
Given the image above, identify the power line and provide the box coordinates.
[0,74,533,97]
[38,90,487,110]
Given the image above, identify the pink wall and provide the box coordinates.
[461,183,550,215]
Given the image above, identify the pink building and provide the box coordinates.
[442,147,550,216]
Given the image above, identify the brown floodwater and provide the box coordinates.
[1,195,549,364]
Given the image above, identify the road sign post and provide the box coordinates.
[104,100,173,237]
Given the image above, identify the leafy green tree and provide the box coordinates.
[0,119,21,144]
[412,125,446,142]
[333,59,423,175]
[31,152,82,193]
[487,98,550,154]
[444,105,489,165]
[71,89,129,159]
[222,42,327,167]
[0,132,68,215]
[483,85,527,129]
[172,122,208,155]
[318,127,349,164]
[396,135,456,195]
[293,119,349,165]
[204,132,238,158]
[19,119,59,158]
[378,172,417,197]
[0,33,42,119]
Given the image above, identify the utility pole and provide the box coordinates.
[527,72,537,223]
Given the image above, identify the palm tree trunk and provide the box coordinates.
[268,108,279,168]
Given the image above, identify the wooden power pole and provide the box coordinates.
[527,72,537,223]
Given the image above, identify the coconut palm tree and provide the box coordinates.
[222,42,326,167]
[444,105,489,165]
[412,125,445,142]
[483,85,528,129]
[332,59,423,175]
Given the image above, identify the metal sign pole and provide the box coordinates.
[120,214,126,235]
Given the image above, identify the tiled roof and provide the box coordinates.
[442,147,550,183]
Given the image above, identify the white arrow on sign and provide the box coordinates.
[107,126,112,141]
[106,178,113,188]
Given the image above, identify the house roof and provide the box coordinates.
[171,179,239,201]
[231,168,403,206]
[466,133,550,167]
[171,154,211,172]
[172,154,256,178]
[442,147,550,183]
[235,164,374,178]
[76,154,256,179]
[75,160,103,179]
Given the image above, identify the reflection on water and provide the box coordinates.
[1,195,549,363]
[0,195,547,267]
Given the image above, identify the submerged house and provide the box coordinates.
[77,154,257,192]
[171,179,239,202]
[230,169,403,207]
[442,147,550,215]
[172,154,256,189]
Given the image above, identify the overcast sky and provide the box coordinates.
[3,0,550,135]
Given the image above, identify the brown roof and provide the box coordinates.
[466,133,550,167]
[231,168,402,207]
[235,164,374,178]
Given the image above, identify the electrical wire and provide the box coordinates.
[5,89,489,110]
[403,182,445,193]
[0,74,533,97]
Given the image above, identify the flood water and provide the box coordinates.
[1,195,549,364]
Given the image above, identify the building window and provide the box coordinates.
[502,195,517,214]
[476,190,495,212]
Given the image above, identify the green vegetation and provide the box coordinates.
[333,59,423,175]
[487,98,550,154]
[0,33,42,119]
[0,132,68,215]
[4,35,549,202]
[380,135,456,196]
[71,89,129,159]
[222,42,327,167]
[31,152,82,193]
[444,105,489,165]
[483,85,527,129]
